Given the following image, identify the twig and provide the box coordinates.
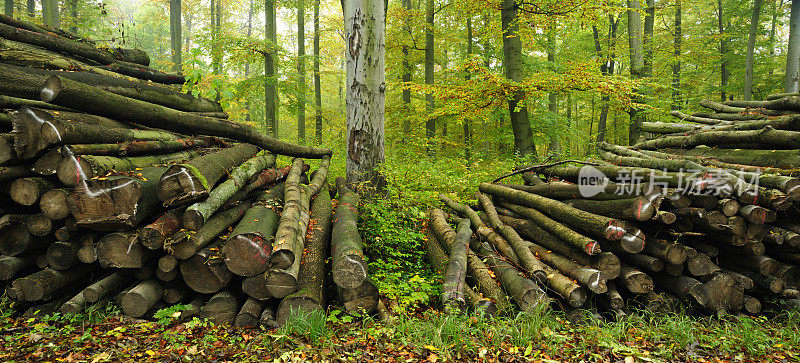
[492,159,603,183]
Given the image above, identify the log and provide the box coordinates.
[10,177,54,206]
[653,274,709,310]
[156,143,259,207]
[260,303,280,329]
[686,253,720,277]
[563,197,656,222]
[0,21,116,64]
[270,159,315,270]
[742,295,761,314]
[46,241,78,270]
[719,198,740,217]
[498,215,620,279]
[0,133,15,165]
[11,265,91,301]
[738,205,777,225]
[158,255,178,273]
[605,281,625,310]
[39,188,71,220]
[615,265,654,294]
[661,146,800,169]
[32,149,62,176]
[59,290,88,314]
[221,184,283,277]
[76,234,99,264]
[57,149,202,187]
[107,47,150,66]
[0,255,35,280]
[68,137,223,157]
[0,213,53,237]
[643,239,688,265]
[526,240,607,294]
[479,183,628,243]
[82,272,132,303]
[703,272,744,313]
[184,152,276,230]
[473,240,548,312]
[69,166,167,230]
[0,95,71,111]
[276,184,332,321]
[664,262,684,276]
[179,238,231,294]
[235,298,265,327]
[641,121,702,133]
[720,254,780,275]
[121,279,163,317]
[496,181,663,201]
[338,277,380,314]
[476,193,547,282]
[0,224,48,256]
[156,266,177,281]
[767,225,800,247]
[498,202,602,255]
[96,231,153,268]
[139,207,184,250]
[98,61,186,85]
[41,75,332,158]
[435,215,470,312]
[168,200,251,259]
[241,275,271,301]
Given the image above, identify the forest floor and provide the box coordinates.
[3,153,800,361]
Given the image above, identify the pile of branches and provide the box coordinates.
[429,96,800,319]
[0,17,378,327]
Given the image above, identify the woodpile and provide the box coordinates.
[1,18,374,327]
[430,94,800,319]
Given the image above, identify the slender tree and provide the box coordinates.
[401,0,412,135]
[768,0,784,75]
[501,0,536,157]
[68,0,78,34]
[298,0,306,143]
[592,14,618,144]
[425,0,435,157]
[244,0,254,124]
[672,0,682,110]
[170,0,183,73]
[314,0,322,144]
[211,0,222,101]
[626,0,645,145]
[344,0,386,195]
[42,0,60,27]
[26,0,33,18]
[265,0,278,137]
[547,26,560,158]
[785,0,800,93]
[465,16,473,165]
[745,0,764,100]
[5,0,12,16]
[719,0,730,100]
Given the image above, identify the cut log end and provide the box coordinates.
[182,209,205,231]
[268,250,295,271]
[332,254,368,290]
[620,228,646,253]
[603,220,627,241]
[156,165,209,207]
[265,270,297,299]
[56,157,93,186]
[40,75,61,103]
[222,233,272,277]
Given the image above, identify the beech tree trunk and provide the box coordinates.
[344,0,386,195]
[222,183,283,276]
[501,0,535,157]
[313,0,322,144]
[745,0,764,100]
[297,0,306,143]
[169,201,250,259]
[179,238,232,294]
[170,0,182,73]
[331,180,367,289]
[786,0,800,93]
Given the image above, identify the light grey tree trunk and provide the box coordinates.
[672,0,682,110]
[424,0,435,157]
[745,0,763,100]
[344,0,386,196]
[185,10,193,49]
[297,0,306,143]
[785,0,800,93]
[314,0,322,144]
[265,0,277,137]
[501,0,536,157]
[170,0,183,73]
[401,0,411,135]
[626,0,645,145]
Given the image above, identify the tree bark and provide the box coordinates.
[276,179,331,323]
[156,143,259,207]
[401,0,412,135]
[140,208,185,250]
[745,0,764,100]
[179,238,232,294]
[39,74,332,157]
[222,183,283,276]
[270,159,313,270]
[170,0,182,73]
[719,0,730,100]
[235,298,264,327]
[473,239,548,312]
[265,0,277,137]
[424,0,435,157]
[57,149,202,187]
[331,180,367,289]
[183,152,275,230]
[501,0,535,157]
[169,201,250,259]
[672,0,682,110]
[97,231,154,268]
[786,0,800,93]
[497,201,602,255]
[344,0,386,195]
[297,0,306,143]
[12,265,91,301]
[313,0,322,144]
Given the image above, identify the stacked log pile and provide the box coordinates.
[429,95,800,319]
[0,17,377,326]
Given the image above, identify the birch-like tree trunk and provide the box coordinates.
[265,0,278,137]
[626,0,645,145]
[424,0,435,157]
[672,0,682,110]
[313,0,322,144]
[745,0,763,100]
[170,0,182,73]
[344,0,386,196]
[501,0,536,157]
[785,0,800,93]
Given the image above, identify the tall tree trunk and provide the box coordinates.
[719,0,730,100]
[592,15,617,145]
[401,0,411,135]
[26,0,33,18]
[745,0,764,100]
[265,0,277,137]
[5,0,13,17]
[769,0,783,75]
[170,0,182,74]
[672,0,682,110]
[185,9,192,49]
[244,0,253,124]
[313,0,322,144]
[785,0,800,93]
[211,0,222,101]
[68,0,78,35]
[501,0,536,157]
[626,0,645,145]
[465,17,472,165]
[424,0,435,157]
[547,26,560,158]
[42,0,60,28]
[344,0,386,196]
[297,0,306,143]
